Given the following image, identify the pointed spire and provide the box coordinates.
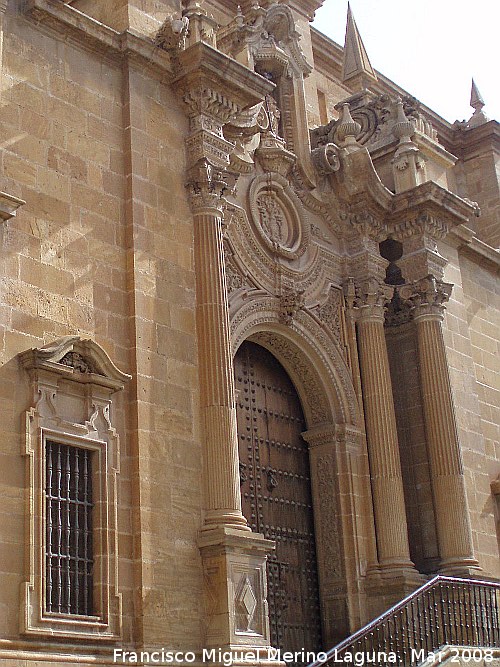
[468,78,489,128]
[470,78,484,111]
[342,4,377,92]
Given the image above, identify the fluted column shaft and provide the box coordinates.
[413,308,477,571]
[356,305,414,570]
[193,206,248,531]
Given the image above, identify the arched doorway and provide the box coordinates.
[234,340,323,655]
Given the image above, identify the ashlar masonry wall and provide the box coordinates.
[441,240,500,579]
[0,0,205,657]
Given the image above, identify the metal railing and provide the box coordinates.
[311,576,500,666]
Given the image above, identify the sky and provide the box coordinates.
[312,0,499,125]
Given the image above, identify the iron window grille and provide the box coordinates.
[45,442,94,616]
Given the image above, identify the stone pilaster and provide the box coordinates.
[400,276,480,575]
[304,423,373,644]
[347,279,419,582]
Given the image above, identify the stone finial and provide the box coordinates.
[392,98,427,192]
[336,103,361,148]
[342,4,377,92]
[393,98,414,144]
[468,78,489,128]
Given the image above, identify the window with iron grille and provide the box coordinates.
[45,442,94,616]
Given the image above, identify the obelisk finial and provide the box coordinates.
[342,4,377,92]
[468,78,489,128]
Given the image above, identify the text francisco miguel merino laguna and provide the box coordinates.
[113,646,499,665]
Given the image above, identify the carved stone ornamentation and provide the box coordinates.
[224,240,255,295]
[311,143,341,176]
[314,287,343,340]
[60,351,96,374]
[249,173,310,260]
[348,211,386,242]
[18,337,130,640]
[345,277,394,322]
[255,132,297,177]
[218,3,312,80]
[311,92,438,154]
[235,575,258,633]
[257,193,287,245]
[398,275,453,319]
[278,288,305,325]
[155,16,190,52]
[316,454,342,580]
[186,159,238,215]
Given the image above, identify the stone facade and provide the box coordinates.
[0,0,498,665]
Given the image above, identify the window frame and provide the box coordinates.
[20,337,129,641]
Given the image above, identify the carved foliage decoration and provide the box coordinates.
[224,239,256,295]
[316,454,342,580]
[314,287,343,341]
[249,173,310,260]
[231,298,360,426]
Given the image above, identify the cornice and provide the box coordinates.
[25,0,174,75]
[449,225,500,275]
[444,120,500,161]
[173,41,274,111]
[0,191,25,222]
[390,180,475,227]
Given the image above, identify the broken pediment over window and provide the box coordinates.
[19,336,131,390]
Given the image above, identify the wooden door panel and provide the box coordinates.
[235,341,322,659]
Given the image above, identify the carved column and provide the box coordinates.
[349,279,418,580]
[188,162,247,530]
[174,39,278,658]
[400,277,479,574]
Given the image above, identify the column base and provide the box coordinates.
[438,557,481,578]
[198,525,275,652]
[203,509,251,531]
[364,566,425,619]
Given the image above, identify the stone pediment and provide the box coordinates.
[19,336,131,391]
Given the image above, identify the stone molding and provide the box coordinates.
[26,0,174,74]
[230,298,360,426]
[0,191,25,222]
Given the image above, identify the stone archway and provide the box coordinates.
[230,298,374,646]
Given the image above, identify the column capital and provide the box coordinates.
[186,159,238,216]
[399,275,453,321]
[344,277,394,323]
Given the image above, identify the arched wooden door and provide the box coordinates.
[234,341,323,656]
